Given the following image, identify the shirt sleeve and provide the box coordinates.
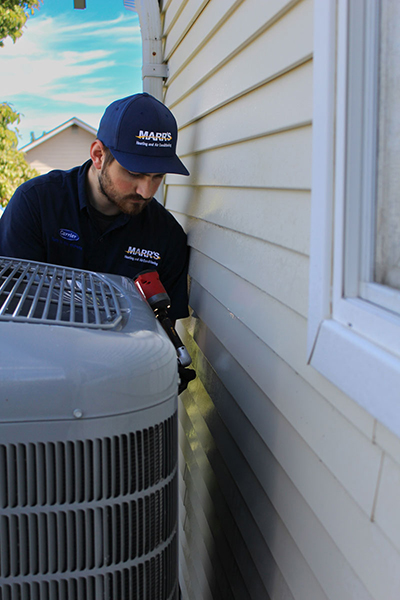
[0,185,46,262]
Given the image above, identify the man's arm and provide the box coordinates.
[0,186,46,262]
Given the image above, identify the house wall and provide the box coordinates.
[24,125,96,174]
[160,0,400,598]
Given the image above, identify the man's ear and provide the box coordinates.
[90,139,105,170]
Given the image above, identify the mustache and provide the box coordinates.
[126,195,148,201]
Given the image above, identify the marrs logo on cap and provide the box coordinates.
[136,130,173,147]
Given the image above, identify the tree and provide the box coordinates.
[0,0,40,46]
[0,1,41,206]
[0,103,39,207]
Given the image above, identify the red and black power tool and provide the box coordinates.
[134,270,196,392]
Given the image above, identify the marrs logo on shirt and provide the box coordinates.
[124,246,161,266]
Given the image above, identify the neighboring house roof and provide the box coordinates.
[21,117,97,175]
[21,117,97,152]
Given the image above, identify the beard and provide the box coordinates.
[97,165,152,216]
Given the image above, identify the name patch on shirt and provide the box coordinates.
[124,246,161,267]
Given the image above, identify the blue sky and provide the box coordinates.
[1,0,142,148]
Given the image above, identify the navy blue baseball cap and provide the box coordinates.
[97,93,189,176]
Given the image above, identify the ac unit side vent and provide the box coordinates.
[0,535,177,600]
[0,480,177,577]
[0,258,126,329]
[0,416,178,597]
[0,417,176,509]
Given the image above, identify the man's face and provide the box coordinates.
[98,158,164,216]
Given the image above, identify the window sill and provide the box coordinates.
[310,318,400,438]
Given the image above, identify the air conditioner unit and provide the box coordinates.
[0,257,179,600]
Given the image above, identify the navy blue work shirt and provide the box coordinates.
[0,161,189,320]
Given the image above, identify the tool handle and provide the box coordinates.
[157,310,192,367]
[134,270,192,367]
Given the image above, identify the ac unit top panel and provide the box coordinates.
[0,257,136,330]
[0,258,178,422]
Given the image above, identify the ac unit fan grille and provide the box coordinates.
[0,258,125,329]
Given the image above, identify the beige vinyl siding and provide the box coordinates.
[24,126,95,175]
[160,0,400,598]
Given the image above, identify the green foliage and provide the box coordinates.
[0,0,40,47]
[0,103,39,207]
[0,1,41,206]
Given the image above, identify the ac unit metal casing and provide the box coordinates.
[0,258,179,600]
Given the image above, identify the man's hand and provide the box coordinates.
[178,364,196,394]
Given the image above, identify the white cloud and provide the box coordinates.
[1,9,142,147]
[48,90,113,107]
[1,12,140,97]
[46,13,141,40]
[3,13,141,52]
[2,56,116,97]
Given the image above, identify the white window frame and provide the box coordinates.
[308,0,400,437]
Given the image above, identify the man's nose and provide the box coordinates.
[135,177,153,199]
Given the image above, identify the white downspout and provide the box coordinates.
[123,0,168,102]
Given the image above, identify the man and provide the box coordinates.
[0,93,190,321]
